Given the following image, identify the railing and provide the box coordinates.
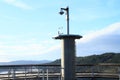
[0,63,120,80]
[0,64,61,80]
[76,63,120,80]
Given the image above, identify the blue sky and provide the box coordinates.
[0,0,120,62]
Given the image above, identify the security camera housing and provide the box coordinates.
[59,11,64,15]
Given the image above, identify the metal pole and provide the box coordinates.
[66,7,69,35]
[60,7,70,35]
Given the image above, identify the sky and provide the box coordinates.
[0,0,120,62]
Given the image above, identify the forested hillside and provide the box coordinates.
[51,52,120,64]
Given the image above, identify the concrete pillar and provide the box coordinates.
[54,35,82,80]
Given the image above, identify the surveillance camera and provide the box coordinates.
[59,11,64,15]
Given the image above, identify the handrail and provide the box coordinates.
[0,63,120,67]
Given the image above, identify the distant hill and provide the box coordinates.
[51,52,120,64]
[0,60,51,65]
[0,52,119,65]
[76,52,120,64]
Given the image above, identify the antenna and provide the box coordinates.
[59,6,69,35]
[58,27,63,35]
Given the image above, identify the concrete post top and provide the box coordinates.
[53,34,82,39]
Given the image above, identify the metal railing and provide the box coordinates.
[0,63,120,80]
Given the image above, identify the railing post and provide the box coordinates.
[8,68,11,79]
[118,67,120,80]
[38,67,40,79]
[12,68,16,80]
[42,69,45,80]
[46,69,49,80]
[61,68,64,80]
[59,67,62,80]
[119,73,120,80]
[91,66,95,80]
[24,67,27,80]
[37,66,43,80]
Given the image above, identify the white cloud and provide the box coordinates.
[77,22,120,56]
[3,0,33,10]
[79,22,120,43]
